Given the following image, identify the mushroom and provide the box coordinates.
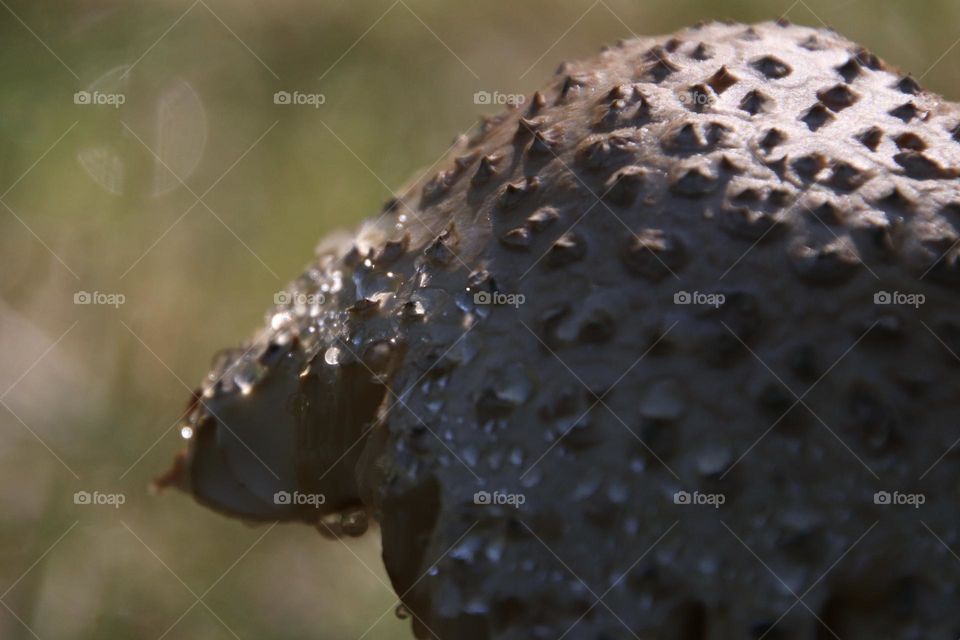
[160,20,960,638]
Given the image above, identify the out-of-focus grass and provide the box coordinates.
[1,1,957,638]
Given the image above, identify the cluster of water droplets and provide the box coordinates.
[179,252,356,439]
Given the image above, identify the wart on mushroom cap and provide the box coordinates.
[162,19,960,639]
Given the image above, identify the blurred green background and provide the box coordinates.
[1,0,958,638]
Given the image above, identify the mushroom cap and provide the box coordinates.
[164,20,960,638]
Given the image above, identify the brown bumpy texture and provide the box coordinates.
[167,20,960,640]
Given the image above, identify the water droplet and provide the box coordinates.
[232,359,264,395]
[698,555,719,575]
[395,604,410,620]
[494,364,534,405]
[454,290,472,313]
[477,364,534,421]
[572,476,601,500]
[180,425,193,439]
[607,482,629,503]
[328,270,344,293]
[451,536,482,563]
[485,537,505,563]
[521,468,543,488]
[696,446,732,477]
[324,346,341,366]
[270,311,292,331]
[341,508,369,536]
[638,379,684,420]
[463,598,490,615]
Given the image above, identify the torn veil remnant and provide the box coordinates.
[160,20,960,639]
